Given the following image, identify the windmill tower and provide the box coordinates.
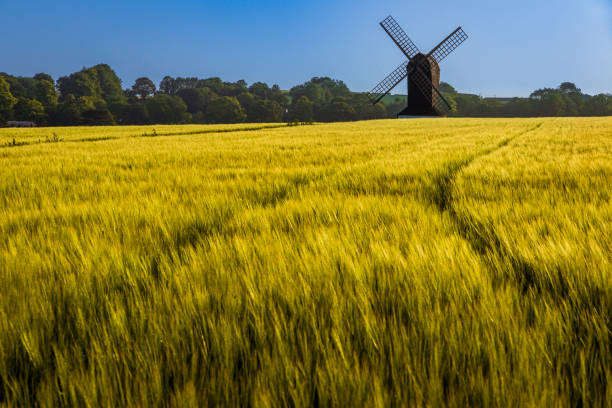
[368,16,468,117]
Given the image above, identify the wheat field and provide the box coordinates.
[0,118,610,406]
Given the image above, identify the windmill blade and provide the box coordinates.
[411,66,452,114]
[427,27,468,64]
[368,61,412,105]
[380,16,420,60]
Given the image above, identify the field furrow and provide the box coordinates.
[0,118,609,406]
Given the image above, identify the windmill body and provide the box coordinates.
[368,16,468,117]
[405,54,440,116]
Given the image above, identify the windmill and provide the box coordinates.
[368,16,468,117]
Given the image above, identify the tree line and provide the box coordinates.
[1,64,611,126]
[438,82,612,117]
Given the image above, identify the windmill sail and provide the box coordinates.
[427,27,468,64]
[367,61,410,104]
[379,16,420,60]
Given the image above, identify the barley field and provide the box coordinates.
[0,118,610,406]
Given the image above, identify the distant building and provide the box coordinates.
[7,121,36,127]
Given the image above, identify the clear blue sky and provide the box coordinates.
[2,0,611,96]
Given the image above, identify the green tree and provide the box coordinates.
[270,84,290,107]
[205,96,246,123]
[198,77,224,94]
[559,82,580,94]
[236,92,255,111]
[53,95,83,124]
[290,82,328,106]
[583,94,612,116]
[0,77,17,124]
[80,97,115,125]
[317,101,356,122]
[33,73,54,83]
[176,88,215,114]
[56,71,96,99]
[439,82,458,95]
[14,98,46,123]
[92,64,123,101]
[35,79,59,108]
[159,76,178,95]
[310,77,351,99]
[122,103,151,124]
[540,93,566,116]
[288,96,314,122]
[356,102,387,120]
[247,99,283,122]
[144,94,187,123]
[249,82,271,99]
[132,77,156,100]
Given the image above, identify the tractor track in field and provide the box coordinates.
[1,123,299,150]
[427,122,545,293]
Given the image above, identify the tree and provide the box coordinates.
[440,82,458,95]
[249,82,271,99]
[35,79,59,107]
[583,94,612,116]
[92,64,123,102]
[236,92,255,111]
[33,73,54,84]
[176,87,215,114]
[247,99,283,122]
[144,94,187,123]
[159,76,178,95]
[540,93,566,116]
[317,101,356,122]
[14,98,46,123]
[0,77,17,123]
[290,82,327,106]
[132,77,156,100]
[270,84,290,107]
[53,95,83,124]
[559,82,580,94]
[310,77,351,99]
[121,103,150,124]
[288,96,314,122]
[198,77,224,94]
[355,102,387,120]
[205,96,246,123]
[56,64,121,102]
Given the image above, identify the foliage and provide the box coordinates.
[13,98,46,123]
[317,101,356,122]
[176,87,215,114]
[205,96,246,124]
[288,96,314,123]
[144,94,188,124]
[0,77,17,122]
[56,64,122,102]
[246,99,283,123]
[3,64,612,127]
[132,77,156,100]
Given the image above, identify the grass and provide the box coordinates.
[0,118,610,406]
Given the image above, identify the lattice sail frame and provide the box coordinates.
[428,27,468,64]
[367,16,467,110]
[367,61,409,104]
[379,16,420,60]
